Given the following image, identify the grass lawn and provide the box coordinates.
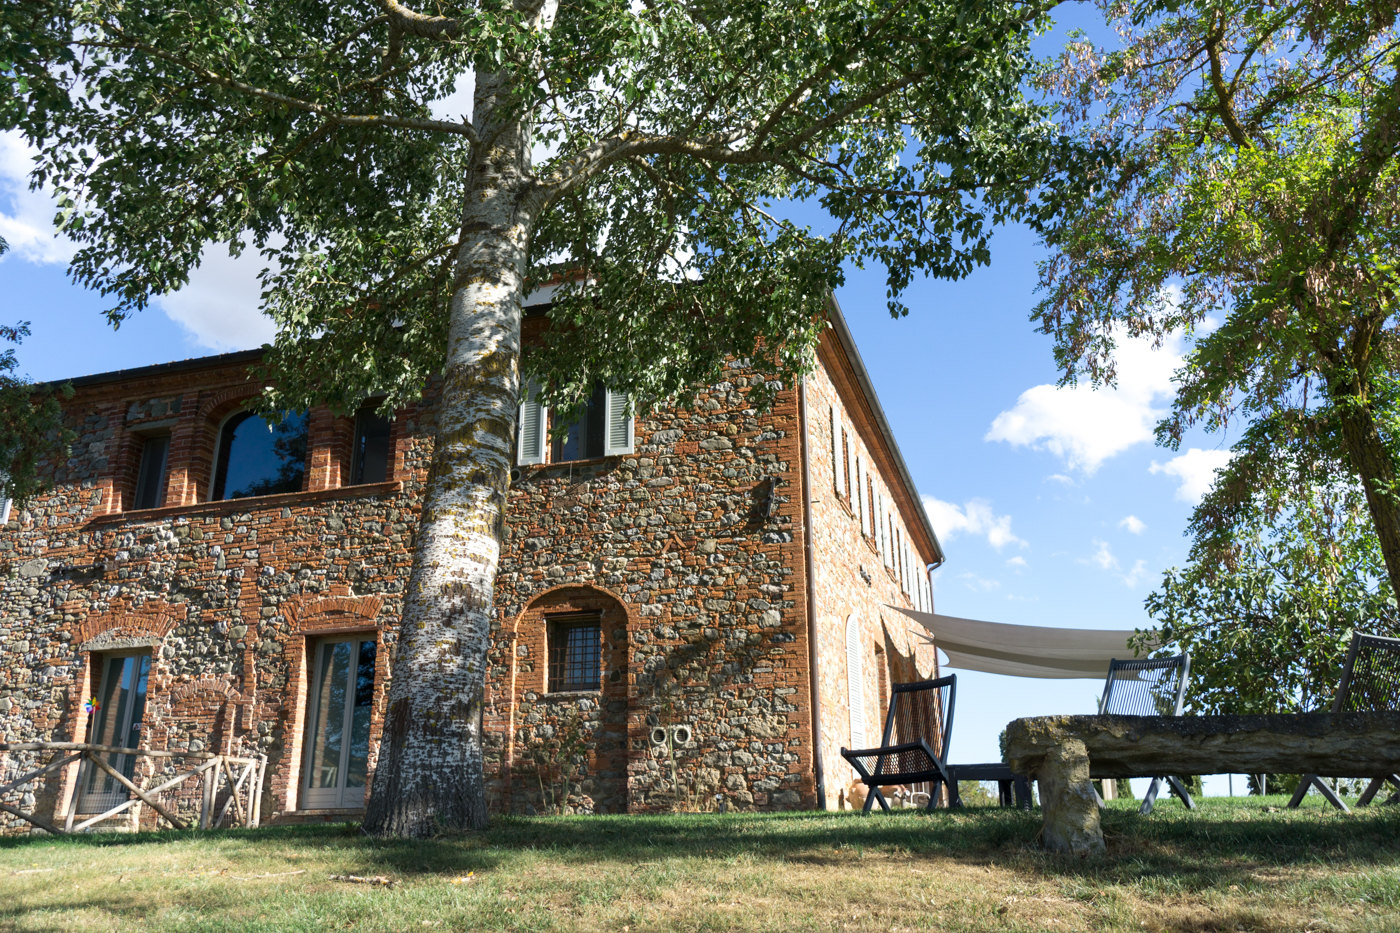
[1,795,1398,932]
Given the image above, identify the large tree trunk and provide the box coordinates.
[1333,386,1400,599]
[363,70,540,837]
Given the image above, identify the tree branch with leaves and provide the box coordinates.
[6,0,1070,835]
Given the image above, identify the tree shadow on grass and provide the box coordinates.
[3,803,1398,889]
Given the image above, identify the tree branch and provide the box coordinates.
[88,34,478,142]
[382,0,462,40]
[1204,17,1252,148]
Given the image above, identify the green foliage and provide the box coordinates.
[4,0,1075,423]
[1032,0,1400,587]
[0,321,73,508]
[1145,451,1398,714]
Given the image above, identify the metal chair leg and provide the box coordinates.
[1358,775,1400,807]
[1013,776,1032,810]
[1165,776,1197,810]
[1139,777,1162,815]
[1288,775,1317,809]
[862,785,878,813]
[1312,777,1351,813]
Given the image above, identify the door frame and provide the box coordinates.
[299,634,379,810]
[75,650,152,814]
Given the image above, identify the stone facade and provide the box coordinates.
[0,301,943,832]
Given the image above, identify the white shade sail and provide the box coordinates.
[894,608,1155,679]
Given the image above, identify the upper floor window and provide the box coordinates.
[517,381,633,465]
[351,402,392,485]
[131,434,170,510]
[212,411,309,500]
[553,382,606,462]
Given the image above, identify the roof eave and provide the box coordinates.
[824,293,945,566]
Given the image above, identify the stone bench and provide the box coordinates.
[1003,712,1400,854]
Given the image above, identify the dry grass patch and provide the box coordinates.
[1,796,1397,932]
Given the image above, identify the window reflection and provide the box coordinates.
[213,411,308,500]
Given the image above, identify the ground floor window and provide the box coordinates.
[302,636,377,809]
[77,653,151,814]
[548,615,601,693]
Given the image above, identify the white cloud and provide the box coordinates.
[958,572,1001,592]
[1083,538,1117,571]
[922,496,1027,551]
[153,243,277,351]
[1045,473,1075,486]
[1082,539,1153,586]
[0,130,73,265]
[1149,448,1234,504]
[1122,559,1151,587]
[1005,555,1027,569]
[985,332,1184,473]
[0,131,273,351]
[1119,515,1147,535]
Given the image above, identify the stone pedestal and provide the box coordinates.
[1036,738,1104,855]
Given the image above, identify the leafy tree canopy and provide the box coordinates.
[3,0,1082,835]
[1144,403,1399,715]
[6,0,1069,419]
[1032,0,1400,593]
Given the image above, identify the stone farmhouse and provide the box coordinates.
[0,297,943,831]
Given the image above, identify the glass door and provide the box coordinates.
[302,637,377,809]
[76,653,151,814]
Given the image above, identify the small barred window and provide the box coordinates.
[548,616,601,692]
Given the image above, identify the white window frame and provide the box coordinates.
[517,381,547,465]
[603,387,635,457]
[830,407,845,497]
[845,614,866,753]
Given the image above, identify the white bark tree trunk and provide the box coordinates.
[363,68,541,837]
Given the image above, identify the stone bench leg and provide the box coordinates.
[1036,738,1105,855]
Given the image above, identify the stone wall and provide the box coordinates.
[803,331,940,810]
[489,361,814,813]
[0,323,941,832]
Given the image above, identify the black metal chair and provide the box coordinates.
[945,762,1033,809]
[1099,655,1196,815]
[1289,632,1400,812]
[841,675,956,812]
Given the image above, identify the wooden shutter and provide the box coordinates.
[517,381,546,465]
[855,457,866,533]
[845,614,866,751]
[830,408,845,496]
[846,428,858,508]
[603,388,634,456]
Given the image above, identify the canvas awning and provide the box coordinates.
[893,608,1154,679]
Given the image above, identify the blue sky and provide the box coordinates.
[0,6,1250,798]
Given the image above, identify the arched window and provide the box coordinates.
[212,411,309,500]
[845,614,866,750]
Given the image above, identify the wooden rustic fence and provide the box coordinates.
[0,742,266,834]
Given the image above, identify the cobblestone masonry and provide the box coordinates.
[0,307,942,832]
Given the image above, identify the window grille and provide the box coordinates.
[548,616,601,692]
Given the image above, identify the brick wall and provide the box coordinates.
[0,323,941,831]
[804,331,940,809]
